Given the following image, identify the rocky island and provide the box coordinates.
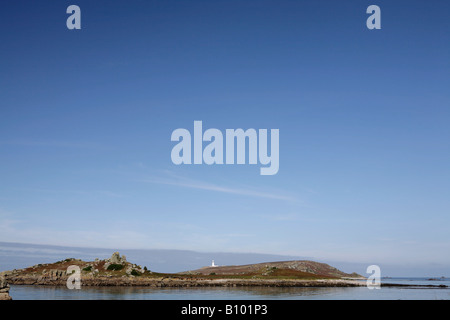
[3,252,366,289]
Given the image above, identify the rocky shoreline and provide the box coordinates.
[6,275,447,289]
[0,275,12,300]
[5,274,365,288]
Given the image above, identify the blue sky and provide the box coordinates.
[0,0,449,274]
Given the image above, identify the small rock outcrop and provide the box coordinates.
[109,252,127,264]
[0,274,12,300]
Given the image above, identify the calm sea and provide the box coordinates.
[9,278,450,300]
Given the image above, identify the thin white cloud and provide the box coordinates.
[10,187,126,198]
[263,213,301,221]
[142,173,296,201]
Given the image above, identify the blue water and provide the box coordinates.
[9,278,450,300]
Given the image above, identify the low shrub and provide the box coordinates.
[107,264,124,271]
[130,269,140,276]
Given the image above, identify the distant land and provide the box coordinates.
[3,252,366,289]
[0,241,312,274]
[184,260,361,278]
[0,242,448,277]
[0,241,348,274]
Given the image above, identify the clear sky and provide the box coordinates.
[0,0,449,274]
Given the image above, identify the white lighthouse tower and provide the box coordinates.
[211,260,217,267]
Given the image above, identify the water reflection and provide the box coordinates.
[9,285,450,300]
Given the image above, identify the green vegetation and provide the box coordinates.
[107,264,124,271]
[82,266,92,272]
[130,269,141,276]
